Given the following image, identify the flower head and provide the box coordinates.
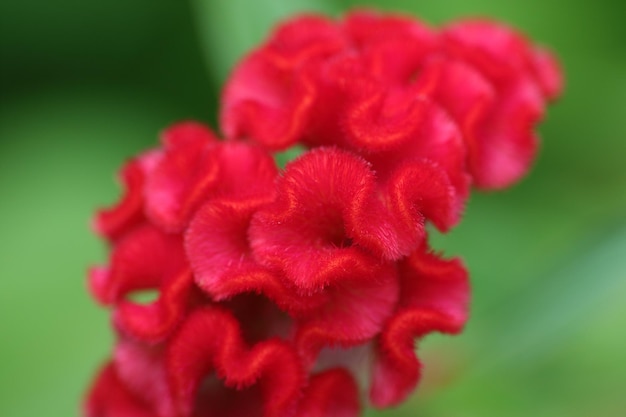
[85,10,561,417]
[222,10,561,189]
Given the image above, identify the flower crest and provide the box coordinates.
[85,10,561,417]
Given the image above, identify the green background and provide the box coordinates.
[1,1,625,416]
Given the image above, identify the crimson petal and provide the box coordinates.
[145,122,221,232]
[442,20,559,188]
[370,242,469,407]
[94,151,161,242]
[85,363,157,417]
[343,10,438,83]
[296,369,361,417]
[250,147,380,292]
[166,307,305,417]
[113,340,175,417]
[295,264,399,364]
[221,50,318,150]
[89,224,190,342]
[113,268,195,342]
[186,198,326,315]
[352,159,458,260]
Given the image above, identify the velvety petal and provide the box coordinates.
[414,57,495,162]
[186,198,326,315]
[250,147,381,292]
[529,47,563,100]
[210,141,279,200]
[298,54,370,149]
[296,369,361,417]
[343,10,438,84]
[469,78,545,188]
[441,20,560,188]
[347,94,470,217]
[85,11,563,416]
[85,363,157,417]
[88,224,186,305]
[146,123,279,231]
[343,84,432,154]
[220,50,318,150]
[113,340,175,417]
[166,307,305,417]
[264,14,345,65]
[145,122,221,232]
[88,224,191,342]
[113,268,196,342]
[396,240,470,320]
[421,56,492,109]
[221,15,347,150]
[445,20,561,101]
[351,159,458,260]
[386,158,459,233]
[93,151,161,242]
[370,309,461,407]
[295,264,399,364]
[405,57,493,198]
[370,243,469,407]
[443,20,539,88]
[220,13,562,193]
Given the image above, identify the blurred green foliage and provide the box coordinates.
[1,1,624,416]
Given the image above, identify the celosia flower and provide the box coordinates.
[222,10,561,189]
[85,9,561,417]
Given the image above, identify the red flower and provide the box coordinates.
[85,9,561,417]
[222,10,562,189]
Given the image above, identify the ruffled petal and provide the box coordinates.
[529,47,563,100]
[85,363,157,417]
[265,14,346,64]
[166,306,305,417]
[221,15,346,150]
[93,151,161,242]
[113,268,196,342]
[348,94,470,217]
[396,241,470,320]
[212,141,279,199]
[469,78,544,188]
[442,20,558,188]
[113,340,175,417]
[385,159,459,234]
[88,224,185,304]
[343,84,432,154]
[221,51,326,151]
[250,147,381,292]
[404,58,495,198]
[145,122,221,231]
[443,20,539,88]
[88,224,191,342]
[343,10,438,83]
[296,369,361,417]
[351,158,459,260]
[295,264,399,364]
[146,125,279,232]
[370,242,469,407]
[86,11,564,416]
[444,19,562,101]
[370,309,460,407]
[186,198,326,315]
